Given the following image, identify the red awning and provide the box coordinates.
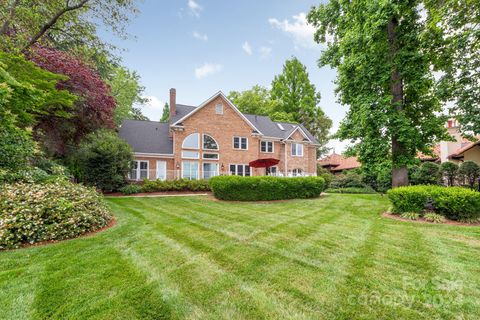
[249,158,280,168]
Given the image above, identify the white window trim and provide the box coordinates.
[182,133,200,150]
[202,152,220,160]
[181,150,200,159]
[202,134,219,151]
[215,103,224,115]
[202,162,220,179]
[229,164,251,176]
[291,143,304,157]
[233,136,248,150]
[181,161,199,180]
[260,140,274,153]
[130,160,149,181]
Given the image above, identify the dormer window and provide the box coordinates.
[215,103,223,115]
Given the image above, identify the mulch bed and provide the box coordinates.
[1,217,117,251]
[104,191,211,197]
[382,212,480,227]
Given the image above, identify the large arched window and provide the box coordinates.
[202,134,219,150]
[182,133,200,149]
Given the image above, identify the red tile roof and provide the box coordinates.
[318,153,361,172]
[449,140,480,159]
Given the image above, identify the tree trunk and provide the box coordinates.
[0,0,20,36]
[388,17,409,188]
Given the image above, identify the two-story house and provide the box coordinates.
[119,89,319,181]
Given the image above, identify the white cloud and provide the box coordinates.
[195,63,223,79]
[193,31,208,41]
[268,12,319,50]
[259,46,272,59]
[143,95,163,109]
[188,0,202,17]
[242,41,252,55]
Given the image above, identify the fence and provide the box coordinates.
[128,169,317,181]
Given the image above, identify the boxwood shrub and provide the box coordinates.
[209,176,325,201]
[141,179,211,192]
[387,185,480,221]
[0,182,112,249]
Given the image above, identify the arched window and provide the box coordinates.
[202,134,219,150]
[182,133,200,149]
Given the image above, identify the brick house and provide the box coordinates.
[119,89,319,181]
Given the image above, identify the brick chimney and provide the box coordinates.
[169,88,176,121]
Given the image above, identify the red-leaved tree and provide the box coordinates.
[28,46,116,155]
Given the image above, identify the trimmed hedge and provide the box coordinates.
[387,185,480,222]
[0,182,112,249]
[209,176,325,201]
[141,179,211,193]
[325,187,376,194]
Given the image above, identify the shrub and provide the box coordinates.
[0,182,112,249]
[72,130,133,192]
[0,123,35,171]
[458,161,480,189]
[0,166,69,184]
[400,212,420,220]
[119,184,143,195]
[317,166,334,187]
[440,162,458,186]
[209,176,325,201]
[424,213,446,223]
[141,179,211,192]
[411,162,440,185]
[387,185,480,221]
[330,172,366,189]
[325,187,376,194]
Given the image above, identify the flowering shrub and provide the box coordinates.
[0,182,112,249]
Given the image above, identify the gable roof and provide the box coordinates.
[318,153,361,172]
[449,140,480,159]
[171,91,262,133]
[119,120,173,154]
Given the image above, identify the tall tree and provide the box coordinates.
[107,66,148,125]
[308,0,448,187]
[160,103,169,122]
[426,0,480,137]
[270,57,332,154]
[228,85,279,116]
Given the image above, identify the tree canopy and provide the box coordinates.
[308,0,449,187]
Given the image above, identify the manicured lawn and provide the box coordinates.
[1,194,480,319]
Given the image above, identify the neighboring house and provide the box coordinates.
[317,153,361,175]
[119,89,319,181]
[318,119,480,174]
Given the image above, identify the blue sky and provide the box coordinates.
[101,0,347,152]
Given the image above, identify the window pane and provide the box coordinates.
[241,138,247,149]
[140,161,148,169]
[229,164,236,175]
[203,135,218,150]
[203,163,218,179]
[268,142,273,152]
[233,137,239,149]
[182,161,198,180]
[203,153,219,160]
[182,151,199,159]
[261,141,266,152]
[182,133,200,149]
[237,165,243,176]
[245,165,250,176]
[215,104,223,114]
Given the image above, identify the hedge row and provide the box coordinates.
[141,179,211,192]
[0,182,112,249]
[209,176,325,201]
[387,185,480,222]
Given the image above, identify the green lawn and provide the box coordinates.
[1,194,480,319]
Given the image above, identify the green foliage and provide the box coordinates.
[107,66,148,126]
[72,130,133,192]
[0,182,112,249]
[458,161,480,189]
[411,162,441,185]
[388,185,480,221]
[271,57,332,153]
[316,166,334,188]
[209,176,325,201]
[424,213,446,224]
[160,103,170,122]
[0,122,35,171]
[119,184,143,195]
[361,162,392,193]
[400,212,420,220]
[330,172,366,189]
[141,179,211,193]
[228,85,279,116]
[307,1,448,185]
[325,187,376,194]
[440,161,459,186]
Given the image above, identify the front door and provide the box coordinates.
[156,161,167,180]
